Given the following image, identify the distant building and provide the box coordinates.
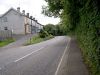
[0,7,43,34]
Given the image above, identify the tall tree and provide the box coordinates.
[42,0,100,75]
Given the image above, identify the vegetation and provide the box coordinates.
[26,24,57,45]
[43,24,56,35]
[0,38,14,47]
[42,0,100,75]
[40,24,64,37]
[26,35,54,45]
[39,29,50,38]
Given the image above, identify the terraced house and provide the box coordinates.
[0,7,43,35]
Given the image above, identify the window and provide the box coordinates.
[3,17,7,22]
[4,27,8,30]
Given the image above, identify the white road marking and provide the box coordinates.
[55,37,71,75]
[14,47,45,62]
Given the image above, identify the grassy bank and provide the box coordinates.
[0,38,14,47]
[25,35,54,45]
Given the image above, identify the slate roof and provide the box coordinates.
[0,8,24,18]
[0,7,43,26]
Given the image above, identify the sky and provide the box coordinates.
[0,0,60,25]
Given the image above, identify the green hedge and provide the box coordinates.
[42,0,100,74]
[75,3,100,75]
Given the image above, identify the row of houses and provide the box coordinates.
[0,7,43,35]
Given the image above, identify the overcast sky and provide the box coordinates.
[0,0,60,25]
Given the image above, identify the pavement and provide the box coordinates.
[56,37,89,75]
[0,36,89,75]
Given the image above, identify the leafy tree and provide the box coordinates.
[55,24,64,35]
[39,29,49,38]
[43,24,56,35]
[42,0,100,75]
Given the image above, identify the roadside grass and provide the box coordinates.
[0,38,15,47]
[25,35,54,45]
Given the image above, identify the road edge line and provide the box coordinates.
[54,37,71,75]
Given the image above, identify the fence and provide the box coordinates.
[0,30,12,41]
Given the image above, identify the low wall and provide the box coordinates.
[0,30,12,41]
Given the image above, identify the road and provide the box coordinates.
[0,36,70,75]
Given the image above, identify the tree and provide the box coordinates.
[42,0,63,17]
[43,24,56,35]
[42,0,100,75]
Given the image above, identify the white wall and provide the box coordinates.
[0,18,2,30]
[0,10,25,34]
[24,17,31,34]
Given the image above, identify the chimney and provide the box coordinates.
[22,10,25,15]
[27,13,29,18]
[35,20,37,22]
[33,18,35,20]
[17,7,20,12]
[30,16,33,19]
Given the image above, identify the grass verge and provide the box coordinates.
[25,35,54,45]
[0,38,15,47]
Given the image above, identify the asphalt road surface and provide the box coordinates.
[0,36,70,75]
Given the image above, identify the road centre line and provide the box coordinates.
[54,37,71,75]
[14,47,45,62]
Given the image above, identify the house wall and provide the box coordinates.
[31,20,36,33]
[0,10,25,34]
[32,20,36,26]
[0,18,2,30]
[24,17,31,34]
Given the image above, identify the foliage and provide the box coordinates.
[25,35,44,45]
[39,24,56,38]
[39,29,49,38]
[42,0,63,17]
[43,0,100,75]
[43,24,56,35]
[55,23,65,35]
[0,38,14,47]
[42,24,64,36]
[25,35,54,45]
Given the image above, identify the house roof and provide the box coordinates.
[0,8,24,18]
[0,15,2,18]
[0,7,43,25]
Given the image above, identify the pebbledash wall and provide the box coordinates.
[0,7,43,35]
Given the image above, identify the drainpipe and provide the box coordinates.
[31,19,32,34]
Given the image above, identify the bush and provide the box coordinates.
[44,34,54,40]
[43,24,56,36]
[39,29,49,38]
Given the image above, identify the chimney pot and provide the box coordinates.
[35,20,37,22]
[33,18,35,20]
[30,16,33,19]
[22,10,25,15]
[17,7,20,12]
[27,13,29,18]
